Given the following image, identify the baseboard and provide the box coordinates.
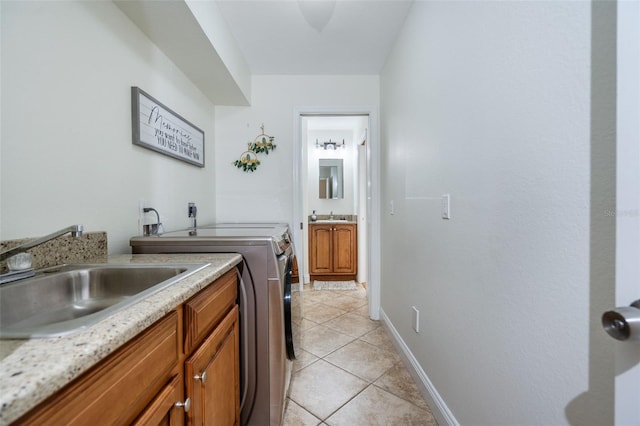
[379,308,459,426]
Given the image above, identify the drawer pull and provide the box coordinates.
[194,371,207,384]
[175,398,191,412]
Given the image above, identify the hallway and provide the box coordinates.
[284,284,438,425]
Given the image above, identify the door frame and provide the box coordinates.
[614,0,640,423]
[292,106,381,319]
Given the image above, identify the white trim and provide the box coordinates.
[292,106,381,320]
[380,308,459,426]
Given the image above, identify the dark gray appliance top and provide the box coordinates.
[130,223,292,255]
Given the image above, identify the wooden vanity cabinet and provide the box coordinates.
[14,268,239,426]
[309,223,357,280]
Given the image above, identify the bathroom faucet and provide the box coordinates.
[329,211,334,220]
[0,225,83,262]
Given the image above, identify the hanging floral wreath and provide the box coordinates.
[233,150,260,172]
[232,124,276,172]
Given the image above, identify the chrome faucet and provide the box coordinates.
[143,208,163,236]
[0,225,84,262]
[329,211,334,220]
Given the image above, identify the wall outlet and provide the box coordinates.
[442,194,451,219]
[412,306,420,333]
[390,200,395,215]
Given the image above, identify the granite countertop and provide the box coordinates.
[0,253,242,424]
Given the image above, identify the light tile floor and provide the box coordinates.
[284,284,438,426]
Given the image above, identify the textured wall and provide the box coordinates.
[379,1,615,424]
[214,75,379,226]
[1,1,217,253]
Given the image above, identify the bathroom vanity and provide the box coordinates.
[308,222,357,281]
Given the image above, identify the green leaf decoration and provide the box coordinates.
[232,124,276,172]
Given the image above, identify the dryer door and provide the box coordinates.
[280,253,297,360]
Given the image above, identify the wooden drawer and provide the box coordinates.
[17,311,180,425]
[184,269,237,354]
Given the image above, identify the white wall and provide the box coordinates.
[380,1,614,425]
[214,75,378,227]
[1,1,217,253]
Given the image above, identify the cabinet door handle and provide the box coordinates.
[194,371,207,384]
[175,397,191,412]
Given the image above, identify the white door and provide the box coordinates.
[611,1,640,424]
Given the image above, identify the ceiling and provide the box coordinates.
[215,0,414,75]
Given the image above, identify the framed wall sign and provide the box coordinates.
[131,87,205,167]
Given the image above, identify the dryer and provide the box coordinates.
[131,223,300,425]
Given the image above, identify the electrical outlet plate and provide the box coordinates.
[412,306,420,333]
[442,194,450,219]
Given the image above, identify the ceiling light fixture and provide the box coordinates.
[298,0,336,32]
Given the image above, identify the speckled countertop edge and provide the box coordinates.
[0,253,242,425]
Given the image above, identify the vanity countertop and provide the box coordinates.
[309,220,357,224]
[0,253,242,424]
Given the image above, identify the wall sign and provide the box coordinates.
[131,87,205,167]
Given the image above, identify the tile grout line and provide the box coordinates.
[288,286,435,425]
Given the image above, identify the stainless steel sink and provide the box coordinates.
[0,263,209,338]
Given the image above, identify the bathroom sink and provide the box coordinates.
[0,263,208,338]
[313,219,349,223]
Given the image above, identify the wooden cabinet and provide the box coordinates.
[15,269,239,426]
[185,306,239,425]
[183,270,239,425]
[309,223,357,280]
[17,312,180,425]
[291,255,299,283]
[184,270,237,354]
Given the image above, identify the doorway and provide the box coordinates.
[292,108,381,320]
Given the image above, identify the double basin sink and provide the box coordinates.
[0,263,208,338]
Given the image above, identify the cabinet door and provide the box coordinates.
[333,225,357,274]
[133,375,185,426]
[309,225,333,274]
[185,306,240,426]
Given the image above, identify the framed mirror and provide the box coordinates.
[319,159,343,199]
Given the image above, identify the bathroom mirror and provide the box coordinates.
[319,159,343,199]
